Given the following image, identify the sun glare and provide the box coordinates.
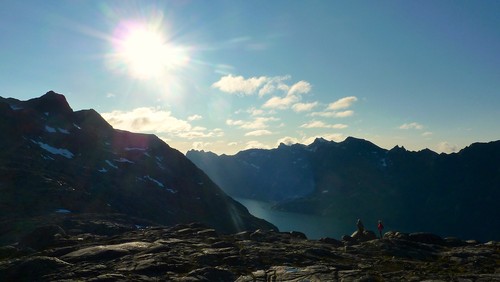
[110,21,189,80]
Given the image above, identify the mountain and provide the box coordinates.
[0,91,275,244]
[187,137,500,241]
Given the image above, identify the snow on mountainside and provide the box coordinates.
[0,91,275,244]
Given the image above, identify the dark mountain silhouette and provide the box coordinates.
[187,137,500,241]
[0,91,275,244]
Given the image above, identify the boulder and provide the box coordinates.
[351,230,377,242]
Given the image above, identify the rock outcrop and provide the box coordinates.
[1,215,498,281]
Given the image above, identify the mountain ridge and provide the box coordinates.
[187,137,500,241]
[0,91,276,245]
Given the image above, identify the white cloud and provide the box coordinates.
[258,83,276,97]
[399,122,424,130]
[276,136,299,146]
[310,110,354,118]
[300,120,348,129]
[287,81,311,96]
[245,130,272,136]
[227,142,238,146]
[226,119,245,126]
[245,140,271,150]
[212,74,268,95]
[106,93,116,98]
[247,107,265,116]
[438,141,459,153]
[102,108,222,140]
[226,117,279,130]
[263,81,312,109]
[258,75,291,97]
[327,96,358,110]
[241,117,280,129]
[292,102,318,112]
[263,94,300,109]
[187,114,202,121]
[334,110,354,118]
[101,107,191,134]
[177,128,224,139]
[422,131,433,137]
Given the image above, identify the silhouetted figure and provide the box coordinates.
[356,219,365,232]
[377,220,384,238]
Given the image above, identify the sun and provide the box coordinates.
[111,21,189,80]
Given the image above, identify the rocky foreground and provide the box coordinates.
[0,215,499,281]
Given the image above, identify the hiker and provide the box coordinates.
[377,220,384,238]
[356,219,365,232]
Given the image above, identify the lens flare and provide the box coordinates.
[108,18,190,80]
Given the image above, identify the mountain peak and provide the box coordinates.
[26,91,73,115]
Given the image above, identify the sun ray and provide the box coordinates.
[108,18,190,80]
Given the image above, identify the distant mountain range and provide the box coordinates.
[187,137,500,241]
[0,91,275,244]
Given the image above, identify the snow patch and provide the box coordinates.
[42,154,55,161]
[73,123,81,130]
[105,160,118,169]
[250,163,260,170]
[58,128,70,134]
[115,158,134,164]
[125,147,146,151]
[44,112,49,116]
[98,167,108,173]
[143,175,164,188]
[380,158,387,167]
[9,104,23,111]
[45,125,57,133]
[55,209,71,214]
[31,140,74,159]
[166,187,178,194]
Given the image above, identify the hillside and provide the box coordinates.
[0,91,275,245]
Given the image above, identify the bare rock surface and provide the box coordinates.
[1,217,499,281]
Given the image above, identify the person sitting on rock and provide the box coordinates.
[377,220,384,238]
[356,219,365,232]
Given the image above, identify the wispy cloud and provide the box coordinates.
[422,131,433,137]
[245,129,272,136]
[292,102,318,112]
[300,120,348,129]
[327,96,358,110]
[187,114,202,121]
[399,122,424,130]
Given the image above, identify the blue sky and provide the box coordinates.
[1,1,499,155]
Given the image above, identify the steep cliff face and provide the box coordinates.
[0,91,275,243]
[188,137,500,241]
